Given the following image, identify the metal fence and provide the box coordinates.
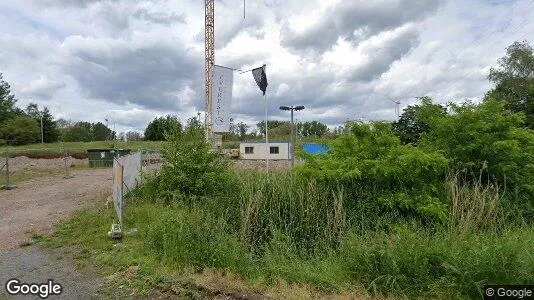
[0,148,162,190]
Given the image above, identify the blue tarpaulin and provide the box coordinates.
[302,143,329,155]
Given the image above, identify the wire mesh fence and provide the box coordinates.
[0,147,162,189]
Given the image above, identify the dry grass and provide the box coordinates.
[447,173,504,235]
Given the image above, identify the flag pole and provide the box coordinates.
[264,92,269,173]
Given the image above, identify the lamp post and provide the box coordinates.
[40,113,44,144]
[279,105,305,167]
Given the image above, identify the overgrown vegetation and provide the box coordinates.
[53,97,532,298]
[41,41,534,298]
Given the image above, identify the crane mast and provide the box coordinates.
[205,0,221,148]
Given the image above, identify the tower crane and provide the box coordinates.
[204,0,247,149]
[204,0,217,148]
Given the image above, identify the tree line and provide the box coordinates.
[2,40,532,146]
[0,76,123,146]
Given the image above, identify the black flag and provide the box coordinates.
[252,65,268,95]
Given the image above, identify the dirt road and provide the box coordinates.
[0,167,111,299]
[0,168,111,250]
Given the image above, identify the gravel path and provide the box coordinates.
[0,168,110,250]
[0,246,102,299]
[0,167,111,299]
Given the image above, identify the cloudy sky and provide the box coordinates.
[1,0,533,133]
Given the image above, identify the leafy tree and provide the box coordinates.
[25,103,59,143]
[420,99,534,213]
[61,122,92,142]
[299,121,329,137]
[487,41,534,129]
[256,120,290,136]
[144,115,182,141]
[125,131,143,141]
[236,122,248,139]
[40,107,59,143]
[92,122,113,141]
[56,118,71,129]
[297,121,449,222]
[393,97,447,145]
[0,73,23,124]
[1,116,40,145]
[156,118,231,202]
[270,122,292,137]
[25,103,40,119]
[59,121,114,142]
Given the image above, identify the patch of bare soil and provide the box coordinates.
[0,168,110,250]
[0,161,113,298]
[6,156,88,173]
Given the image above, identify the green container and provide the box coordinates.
[86,149,131,167]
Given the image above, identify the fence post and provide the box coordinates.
[2,152,16,190]
[63,148,73,179]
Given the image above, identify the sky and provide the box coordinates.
[0,0,533,133]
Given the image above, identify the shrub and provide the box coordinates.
[421,99,534,217]
[1,115,40,145]
[155,118,232,202]
[297,121,449,223]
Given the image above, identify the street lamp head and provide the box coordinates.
[294,105,305,111]
[279,106,291,111]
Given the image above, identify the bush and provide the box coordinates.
[297,121,449,223]
[0,115,40,145]
[154,118,233,202]
[421,99,534,217]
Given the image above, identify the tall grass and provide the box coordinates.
[132,169,534,298]
[447,173,504,235]
[236,172,345,253]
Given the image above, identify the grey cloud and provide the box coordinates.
[349,27,420,82]
[62,36,203,111]
[37,0,117,7]
[133,8,186,25]
[215,9,265,48]
[281,0,442,53]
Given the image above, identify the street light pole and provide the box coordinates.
[279,105,305,167]
[40,114,44,144]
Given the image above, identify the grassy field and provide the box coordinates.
[0,141,163,156]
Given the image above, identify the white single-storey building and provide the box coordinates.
[239,142,291,160]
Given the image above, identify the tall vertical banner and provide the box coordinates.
[212,65,233,132]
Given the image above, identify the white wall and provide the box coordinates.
[239,142,291,160]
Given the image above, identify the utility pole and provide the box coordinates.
[279,105,305,167]
[105,118,110,141]
[40,113,44,144]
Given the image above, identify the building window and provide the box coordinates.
[270,146,279,154]
[245,146,254,154]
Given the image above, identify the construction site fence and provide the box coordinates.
[0,149,162,189]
